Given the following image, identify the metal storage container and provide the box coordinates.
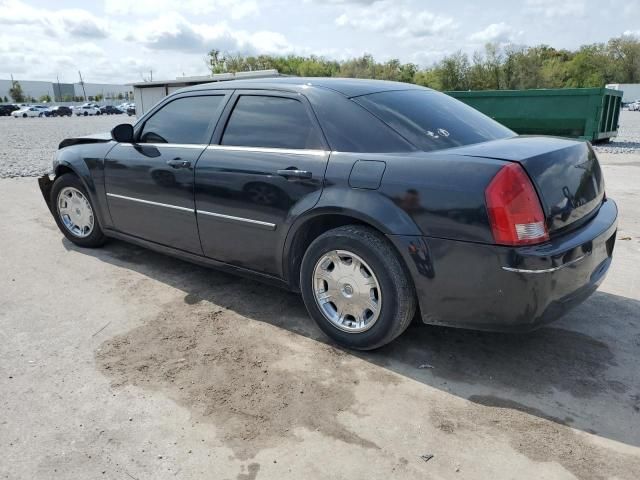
[446,88,622,143]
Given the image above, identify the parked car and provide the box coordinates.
[75,105,101,116]
[126,104,135,116]
[38,78,618,350]
[12,106,42,118]
[0,104,20,116]
[49,106,73,117]
[628,101,640,111]
[100,105,123,115]
[31,105,52,117]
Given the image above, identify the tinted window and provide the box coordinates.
[307,90,415,153]
[139,95,224,144]
[222,95,323,149]
[354,90,514,152]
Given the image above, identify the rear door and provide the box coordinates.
[195,91,329,276]
[105,92,230,254]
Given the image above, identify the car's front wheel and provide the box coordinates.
[300,225,416,350]
[50,174,106,248]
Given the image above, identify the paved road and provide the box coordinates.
[0,155,639,479]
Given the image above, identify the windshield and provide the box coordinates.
[353,90,515,152]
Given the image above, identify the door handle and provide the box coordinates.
[166,158,191,169]
[276,169,312,179]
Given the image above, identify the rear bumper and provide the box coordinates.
[388,199,618,332]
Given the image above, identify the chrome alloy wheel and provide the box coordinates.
[313,250,382,333]
[57,187,94,238]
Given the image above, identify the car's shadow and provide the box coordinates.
[65,238,640,449]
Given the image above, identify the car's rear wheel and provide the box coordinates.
[22,113,27,118]
[300,225,416,350]
[51,174,106,248]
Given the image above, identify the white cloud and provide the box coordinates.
[104,0,259,20]
[128,13,293,56]
[0,0,108,38]
[526,0,585,18]
[334,0,455,40]
[469,23,522,44]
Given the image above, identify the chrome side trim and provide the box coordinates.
[501,254,588,274]
[197,209,276,230]
[106,193,194,212]
[206,144,328,156]
[120,143,208,149]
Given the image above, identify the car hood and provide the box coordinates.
[59,132,112,149]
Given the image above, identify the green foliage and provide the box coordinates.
[38,94,51,103]
[9,81,25,102]
[2,96,8,103]
[206,35,640,90]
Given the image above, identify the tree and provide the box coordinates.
[9,81,25,103]
[2,96,7,103]
[607,35,640,83]
[202,35,640,91]
[39,94,51,103]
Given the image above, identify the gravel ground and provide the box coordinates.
[0,115,134,178]
[0,108,636,178]
[593,110,640,154]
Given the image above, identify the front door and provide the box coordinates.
[195,91,330,275]
[105,93,229,254]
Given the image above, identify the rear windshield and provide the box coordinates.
[353,90,515,152]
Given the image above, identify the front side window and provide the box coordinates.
[353,90,515,152]
[221,95,323,150]
[139,95,225,144]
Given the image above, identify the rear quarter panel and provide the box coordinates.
[375,152,507,243]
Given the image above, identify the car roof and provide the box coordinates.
[181,77,431,98]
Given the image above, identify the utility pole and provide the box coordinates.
[56,74,61,102]
[78,70,87,101]
[150,69,153,82]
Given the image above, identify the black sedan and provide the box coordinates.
[38,78,617,350]
[100,105,123,115]
[49,106,73,117]
[0,104,20,116]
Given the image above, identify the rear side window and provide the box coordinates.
[353,90,514,152]
[221,95,323,149]
[308,92,415,153]
[139,95,225,144]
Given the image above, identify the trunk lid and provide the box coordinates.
[444,136,604,233]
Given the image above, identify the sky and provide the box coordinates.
[0,0,639,85]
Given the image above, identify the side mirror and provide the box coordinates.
[111,123,134,143]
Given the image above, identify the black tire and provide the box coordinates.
[300,225,416,350]
[50,174,106,248]
[84,111,88,116]
[22,113,27,118]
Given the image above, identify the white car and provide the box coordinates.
[629,101,640,111]
[12,107,42,118]
[75,105,101,116]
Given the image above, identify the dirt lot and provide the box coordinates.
[1,118,640,479]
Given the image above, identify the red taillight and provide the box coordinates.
[485,163,549,246]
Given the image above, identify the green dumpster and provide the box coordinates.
[446,88,622,143]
